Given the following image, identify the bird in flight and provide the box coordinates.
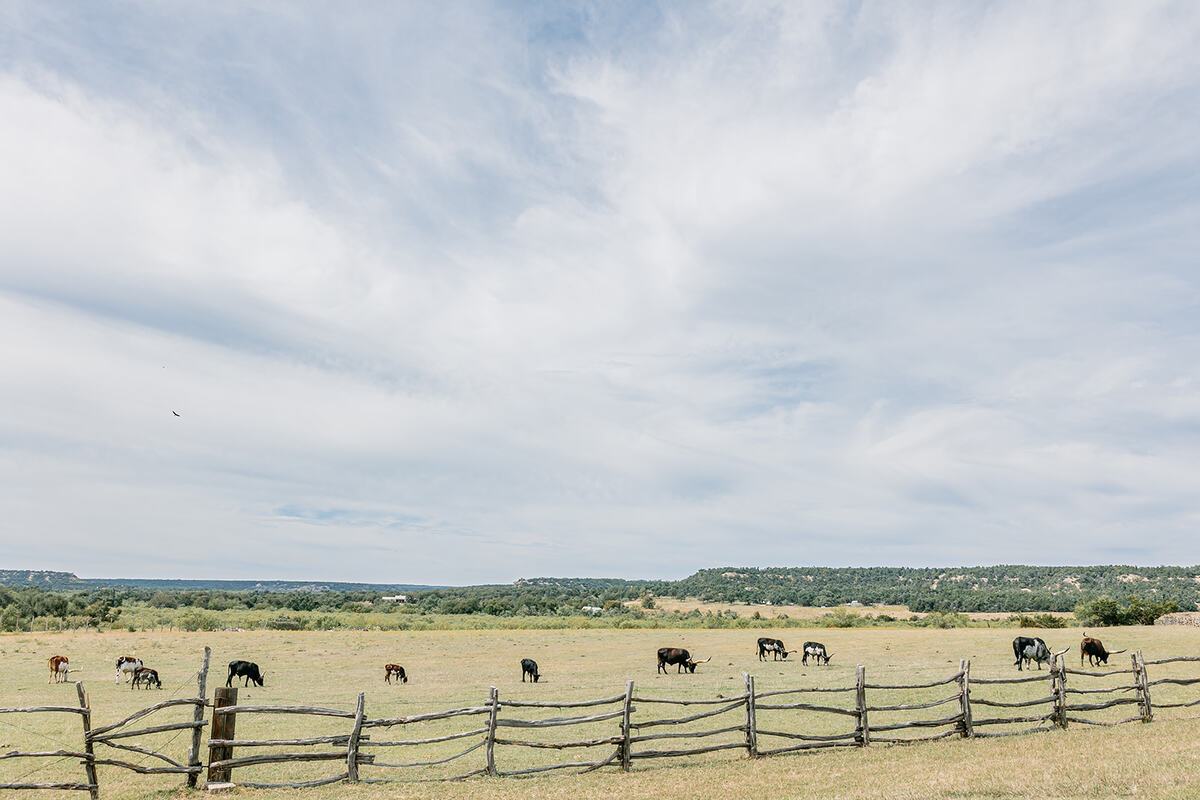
[172,411,181,417]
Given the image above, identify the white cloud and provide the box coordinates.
[0,2,1198,582]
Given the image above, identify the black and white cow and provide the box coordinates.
[1012,636,1052,671]
[521,658,540,683]
[227,660,265,687]
[131,667,162,690]
[757,638,792,661]
[115,656,143,684]
[802,641,832,666]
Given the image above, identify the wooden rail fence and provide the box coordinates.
[4,649,1198,795]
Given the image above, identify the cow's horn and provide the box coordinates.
[700,656,712,663]
[1111,649,1128,655]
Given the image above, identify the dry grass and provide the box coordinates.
[1,625,1197,799]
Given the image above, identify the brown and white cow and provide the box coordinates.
[116,656,143,684]
[48,655,69,683]
[131,666,162,690]
[384,664,408,684]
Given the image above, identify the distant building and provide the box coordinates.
[381,595,407,603]
[846,600,863,607]
[581,606,602,614]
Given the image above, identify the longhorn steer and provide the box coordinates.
[521,658,540,683]
[384,664,407,684]
[1012,636,1052,671]
[656,647,710,674]
[48,655,69,684]
[1080,635,1126,667]
[757,637,792,661]
[115,656,143,684]
[802,641,832,666]
[227,660,265,687]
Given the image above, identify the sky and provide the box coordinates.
[1,2,1198,585]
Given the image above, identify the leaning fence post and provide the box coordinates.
[620,679,634,772]
[346,692,366,782]
[485,687,499,777]
[186,646,210,788]
[958,659,974,738]
[855,665,870,747]
[743,673,758,758]
[1135,651,1153,723]
[76,682,100,800]
[1052,655,1068,730]
[208,686,238,784]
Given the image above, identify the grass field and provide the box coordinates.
[2,625,1197,799]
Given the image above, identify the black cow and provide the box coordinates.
[802,641,832,666]
[521,658,540,683]
[657,647,710,674]
[1012,636,1052,671]
[1081,635,1126,667]
[131,667,162,690]
[227,660,265,687]
[757,637,791,661]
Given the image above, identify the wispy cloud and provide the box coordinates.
[1,2,1198,583]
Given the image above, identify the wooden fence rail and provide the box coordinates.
[6,649,1198,795]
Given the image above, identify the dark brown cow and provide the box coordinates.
[657,647,711,674]
[1081,635,1126,667]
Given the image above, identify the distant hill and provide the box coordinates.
[0,570,443,593]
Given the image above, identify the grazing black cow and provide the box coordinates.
[131,667,162,690]
[1081,635,1126,667]
[757,637,792,661]
[657,647,711,674]
[802,641,832,666]
[521,658,540,683]
[384,664,407,684]
[226,660,265,687]
[1012,636,1052,671]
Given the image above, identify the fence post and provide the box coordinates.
[1135,651,1153,723]
[620,680,634,772]
[855,665,870,747]
[75,682,100,800]
[208,686,238,784]
[1052,655,1068,730]
[958,659,974,738]
[346,692,366,782]
[186,646,210,788]
[743,673,758,758]
[485,687,499,777]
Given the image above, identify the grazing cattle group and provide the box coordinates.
[40,632,1127,699]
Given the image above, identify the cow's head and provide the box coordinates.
[685,656,712,673]
[822,653,834,665]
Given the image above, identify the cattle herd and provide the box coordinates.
[41,634,1128,694]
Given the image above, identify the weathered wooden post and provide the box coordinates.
[485,687,499,777]
[76,682,100,800]
[1135,651,1153,723]
[186,647,211,788]
[855,665,870,747]
[346,692,366,782]
[208,686,238,784]
[1052,654,1068,730]
[743,673,758,758]
[958,659,974,738]
[620,679,634,772]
